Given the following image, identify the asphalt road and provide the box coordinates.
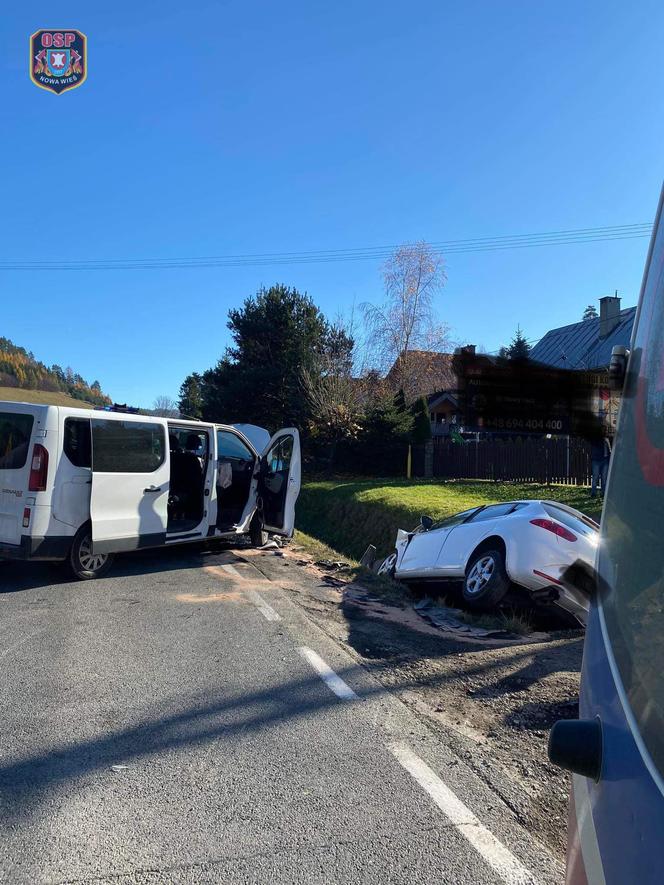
[0,544,563,884]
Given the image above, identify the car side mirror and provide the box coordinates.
[421,515,434,531]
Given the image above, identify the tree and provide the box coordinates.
[337,392,414,476]
[178,372,204,419]
[152,395,179,417]
[582,304,598,321]
[362,241,448,396]
[200,284,350,431]
[411,395,432,443]
[501,326,531,360]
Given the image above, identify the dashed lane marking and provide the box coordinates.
[298,647,358,701]
[388,741,537,885]
[246,589,281,621]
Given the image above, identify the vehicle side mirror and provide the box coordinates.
[548,718,603,781]
[609,345,630,391]
[421,515,434,531]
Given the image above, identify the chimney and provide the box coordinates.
[599,295,621,339]
[461,344,476,355]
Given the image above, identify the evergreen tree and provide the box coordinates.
[411,395,432,443]
[178,373,204,419]
[582,304,598,320]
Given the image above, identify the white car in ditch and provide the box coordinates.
[378,500,598,624]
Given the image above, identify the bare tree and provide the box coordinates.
[362,241,449,396]
[152,395,179,418]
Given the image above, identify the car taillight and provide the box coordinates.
[530,518,577,542]
[28,443,49,492]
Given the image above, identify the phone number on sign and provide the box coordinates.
[484,417,566,431]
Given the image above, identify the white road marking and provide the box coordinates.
[388,741,537,885]
[220,563,244,579]
[246,589,281,622]
[298,647,358,700]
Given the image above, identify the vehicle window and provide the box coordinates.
[600,212,664,776]
[0,412,33,470]
[64,417,92,468]
[169,427,209,458]
[431,507,482,530]
[542,503,597,538]
[467,503,521,523]
[266,436,292,473]
[91,419,165,473]
[217,430,253,462]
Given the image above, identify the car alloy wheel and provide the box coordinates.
[465,554,495,595]
[377,551,398,577]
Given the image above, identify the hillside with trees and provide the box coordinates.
[0,336,111,407]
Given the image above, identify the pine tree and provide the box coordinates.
[582,304,598,321]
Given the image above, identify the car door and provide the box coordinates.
[90,416,169,554]
[397,507,482,576]
[436,503,523,573]
[258,428,301,536]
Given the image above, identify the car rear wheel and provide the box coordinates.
[462,548,510,609]
[68,525,115,580]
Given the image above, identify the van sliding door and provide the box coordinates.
[90,417,170,554]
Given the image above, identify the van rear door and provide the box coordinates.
[90,416,170,554]
[258,428,301,536]
[0,405,39,547]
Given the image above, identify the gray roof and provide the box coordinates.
[530,307,636,370]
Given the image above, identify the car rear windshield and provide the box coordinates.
[542,503,598,538]
[0,412,34,470]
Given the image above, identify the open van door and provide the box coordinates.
[90,417,170,554]
[258,428,301,536]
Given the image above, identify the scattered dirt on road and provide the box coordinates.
[245,544,582,861]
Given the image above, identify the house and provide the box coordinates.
[530,295,636,433]
[384,349,468,435]
[530,295,636,371]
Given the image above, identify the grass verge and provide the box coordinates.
[297,477,602,560]
[0,387,95,408]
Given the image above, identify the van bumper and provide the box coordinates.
[0,535,71,562]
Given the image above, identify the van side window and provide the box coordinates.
[64,418,92,468]
[217,430,253,462]
[91,420,166,473]
[0,412,33,470]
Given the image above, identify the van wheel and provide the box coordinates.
[68,526,115,580]
[249,514,269,548]
[462,548,509,609]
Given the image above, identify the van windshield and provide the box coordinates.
[600,208,664,777]
[0,412,33,470]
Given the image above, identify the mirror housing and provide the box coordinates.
[609,345,630,391]
[420,515,434,531]
[548,718,603,781]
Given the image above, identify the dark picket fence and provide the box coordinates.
[426,436,591,485]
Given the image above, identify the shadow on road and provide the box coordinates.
[0,541,249,594]
[0,667,373,825]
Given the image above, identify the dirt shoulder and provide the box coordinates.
[244,542,582,861]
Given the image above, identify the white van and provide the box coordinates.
[0,402,301,579]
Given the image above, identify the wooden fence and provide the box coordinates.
[426,436,591,485]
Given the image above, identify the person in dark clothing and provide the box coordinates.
[590,435,612,498]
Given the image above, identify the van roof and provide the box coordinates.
[0,400,214,427]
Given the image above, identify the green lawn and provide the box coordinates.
[296,477,602,561]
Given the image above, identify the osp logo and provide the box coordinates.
[30,29,87,95]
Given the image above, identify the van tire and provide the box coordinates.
[68,525,115,580]
[249,514,269,548]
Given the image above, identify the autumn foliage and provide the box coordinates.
[0,337,111,407]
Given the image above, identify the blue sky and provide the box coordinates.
[1,1,663,406]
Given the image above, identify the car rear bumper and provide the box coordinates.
[0,535,71,562]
